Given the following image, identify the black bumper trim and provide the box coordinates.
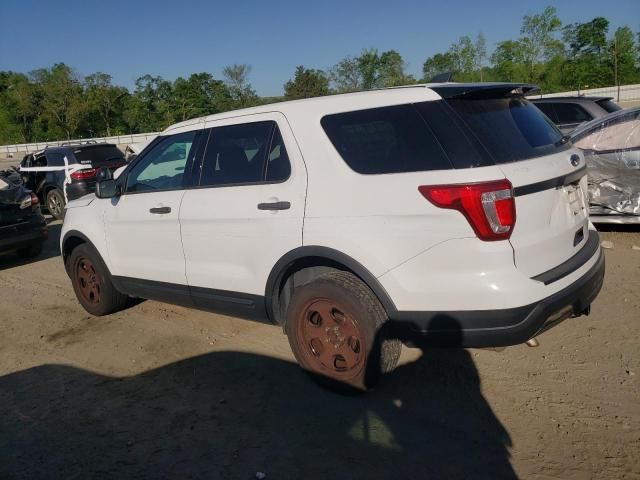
[388,248,605,348]
[532,230,600,285]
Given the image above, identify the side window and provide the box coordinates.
[200,121,275,187]
[321,104,452,174]
[554,103,591,124]
[265,127,291,182]
[48,153,67,167]
[126,131,200,193]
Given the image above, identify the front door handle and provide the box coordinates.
[149,206,171,214]
[257,201,291,211]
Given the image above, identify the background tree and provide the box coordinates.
[85,73,128,136]
[330,57,362,92]
[222,64,258,108]
[283,66,330,100]
[519,6,562,82]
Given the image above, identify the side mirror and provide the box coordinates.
[95,179,119,199]
[96,167,112,182]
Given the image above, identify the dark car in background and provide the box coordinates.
[0,169,47,258]
[20,142,126,219]
[531,96,621,134]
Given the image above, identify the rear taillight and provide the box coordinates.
[418,180,516,241]
[70,168,97,180]
[30,192,39,212]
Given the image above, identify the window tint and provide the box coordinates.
[534,103,558,122]
[553,103,591,124]
[265,127,291,181]
[321,104,452,174]
[47,153,67,167]
[596,99,622,114]
[126,131,200,193]
[200,121,275,187]
[74,145,124,164]
[446,97,567,164]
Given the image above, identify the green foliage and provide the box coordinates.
[0,6,639,145]
[283,66,330,100]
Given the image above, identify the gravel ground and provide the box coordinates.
[0,220,638,480]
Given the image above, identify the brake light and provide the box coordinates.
[30,192,39,212]
[70,168,97,180]
[418,180,516,241]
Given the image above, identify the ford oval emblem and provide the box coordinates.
[570,154,581,167]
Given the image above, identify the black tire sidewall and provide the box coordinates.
[69,244,122,316]
[47,189,65,220]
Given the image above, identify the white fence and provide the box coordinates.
[0,132,159,156]
[529,83,640,103]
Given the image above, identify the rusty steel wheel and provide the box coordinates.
[68,244,129,316]
[75,256,102,305]
[297,298,366,378]
[286,271,401,391]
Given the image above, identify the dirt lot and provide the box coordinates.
[0,221,638,480]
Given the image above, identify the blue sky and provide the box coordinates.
[1,0,638,96]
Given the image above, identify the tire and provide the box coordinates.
[68,243,128,316]
[285,271,401,391]
[16,241,43,259]
[46,188,65,220]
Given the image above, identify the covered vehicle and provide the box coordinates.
[0,169,48,258]
[570,107,640,224]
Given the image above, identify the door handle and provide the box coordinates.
[149,206,171,214]
[257,201,291,211]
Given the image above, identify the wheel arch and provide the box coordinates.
[61,230,98,269]
[265,246,397,326]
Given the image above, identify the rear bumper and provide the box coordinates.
[0,215,47,253]
[388,246,605,348]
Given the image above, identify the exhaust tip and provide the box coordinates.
[525,338,540,347]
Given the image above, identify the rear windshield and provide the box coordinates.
[596,99,622,113]
[321,97,568,174]
[73,145,125,165]
[446,97,567,164]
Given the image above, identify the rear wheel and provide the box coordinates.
[285,271,401,391]
[68,244,128,316]
[46,189,65,220]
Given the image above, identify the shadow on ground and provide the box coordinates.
[0,220,61,270]
[0,348,515,479]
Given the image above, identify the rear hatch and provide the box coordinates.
[71,144,126,183]
[441,89,590,277]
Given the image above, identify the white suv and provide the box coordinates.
[61,83,605,389]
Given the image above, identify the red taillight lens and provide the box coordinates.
[418,180,516,241]
[30,192,39,212]
[70,168,97,180]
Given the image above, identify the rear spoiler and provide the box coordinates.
[430,83,540,99]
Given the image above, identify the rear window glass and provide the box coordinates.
[534,103,557,122]
[73,145,124,164]
[446,97,567,164]
[596,99,622,113]
[321,104,452,174]
[552,103,591,124]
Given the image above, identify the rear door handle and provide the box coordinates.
[257,201,291,211]
[149,206,171,214]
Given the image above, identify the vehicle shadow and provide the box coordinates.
[0,220,61,270]
[0,347,515,479]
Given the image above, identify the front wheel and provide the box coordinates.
[46,189,65,220]
[285,271,401,391]
[68,244,128,316]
